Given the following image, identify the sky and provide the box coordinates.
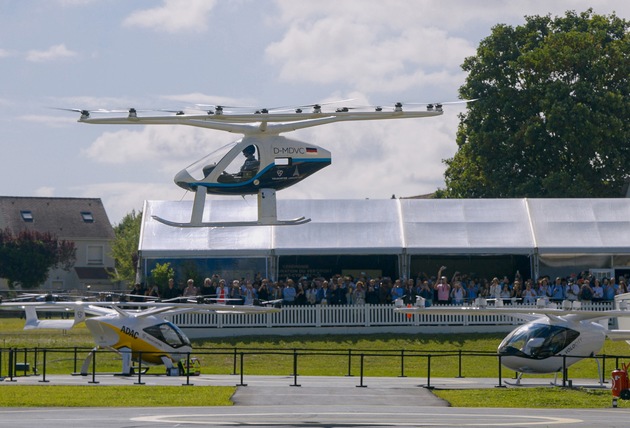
[1,0,628,225]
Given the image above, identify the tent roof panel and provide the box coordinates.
[527,199,630,253]
[139,198,630,258]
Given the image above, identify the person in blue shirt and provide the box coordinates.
[467,279,479,303]
[390,279,404,302]
[549,277,565,302]
[603,278,616,301]
[282,279,297,305]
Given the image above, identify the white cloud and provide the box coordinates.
[57,0,96,5]
[18,114,77,128]
[266,3,475,95]
[34,187,56,197]
[26,44,77,62]
[158,93,258,110]
[267,1,630,97]
[56,96,140,109]
[123,0,218,33]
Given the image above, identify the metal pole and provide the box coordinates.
[356,353,367,388]
[399,350,406,377]
[237,352,247,386]
[291,349,300,387]
[425,355,434,390]
[135,352,144,385]
[7,348,16,382]
[89,349,99,384]
[183,352,193,386]
[562,356,567,388]
[232,348,237,375]
[346,349,353,377]
[457,350,464,378]
[495,355,506,388]
[39,350,49,383]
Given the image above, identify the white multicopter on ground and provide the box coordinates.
[395,293,630,382]
[62,100,474,227]
[0,298,279,376]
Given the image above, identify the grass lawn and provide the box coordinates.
[0,385,234,407]
[433,387,630,408]
[3,316,630,408]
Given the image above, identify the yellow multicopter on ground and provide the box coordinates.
[1,298,279,376]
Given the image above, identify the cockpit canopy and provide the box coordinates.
[498,323,580,359]
[143,321,191,349]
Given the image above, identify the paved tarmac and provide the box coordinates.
[1,373,629,427]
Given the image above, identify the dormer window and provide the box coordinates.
[81,211,94,223]
[20,210,33,222]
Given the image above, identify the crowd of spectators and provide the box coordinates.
[128,268,629,307]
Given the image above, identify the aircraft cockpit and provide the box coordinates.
[217,143,260,183]
[143,321,191,349]
[175,141,261,191]
[498,323,580,359]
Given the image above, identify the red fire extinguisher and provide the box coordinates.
[612,363,629,398]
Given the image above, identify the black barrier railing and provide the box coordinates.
[0,346,627,388]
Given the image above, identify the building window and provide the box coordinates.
[20,210,33,222]
[81,211,94,223]
[87,245,104,265]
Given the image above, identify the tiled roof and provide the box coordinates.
[0,196,115,240]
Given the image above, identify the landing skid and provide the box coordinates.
[154,187,311,227]
[152,215,311,228]
[504,371,580,387]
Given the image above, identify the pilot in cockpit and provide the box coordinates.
[239,145,260,178]
[216,144,260,183]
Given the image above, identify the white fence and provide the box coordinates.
[171,301,615,330]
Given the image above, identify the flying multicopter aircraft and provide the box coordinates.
[0,298,279,376]
[395,293,630,384]
[63,100,472,227]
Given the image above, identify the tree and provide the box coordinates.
[109,210,142,287]
[0,228,76,289]
[150,262,174,294]
[440,10,630,198]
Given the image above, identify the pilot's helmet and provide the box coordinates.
[242,145,256,155]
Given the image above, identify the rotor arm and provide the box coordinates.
[267,110,443,133]
[80,110,442,135]
[81,117,256,134]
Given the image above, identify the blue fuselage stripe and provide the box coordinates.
[192,157,331,189]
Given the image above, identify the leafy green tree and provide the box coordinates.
[109,210,142,287]
[150,262,174,294]
[0,229,76,289]
[181,260,203,290]
[441,10,630,198]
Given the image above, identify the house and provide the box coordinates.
[0,196,117,291]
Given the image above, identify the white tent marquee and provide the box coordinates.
[139,198,630,280]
